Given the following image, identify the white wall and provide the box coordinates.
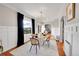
[35,20,38,34]
[35,20,42,34]
[49,18,60,39]
[0,4,17,52]
[72,3,79,56]
[64,3,79,56]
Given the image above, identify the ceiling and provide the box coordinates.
[3,3,66,23]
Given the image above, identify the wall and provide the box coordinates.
[72,3,79,56]
[64,3,79,56]
[50,18,60,39]
[35,20,42,34]
[0,4,17,52]
[35,20,38,34]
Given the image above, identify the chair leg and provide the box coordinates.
[38,44,40,49]
[29,45,32,52]
[47,41,50,47]
[36,45,37,54]
[42,40,46,46]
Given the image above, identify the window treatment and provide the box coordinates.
[31,19,35,34]
[17,12,24,47]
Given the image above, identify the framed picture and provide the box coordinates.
[66,3,75,21]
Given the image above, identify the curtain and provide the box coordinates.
[31,19,35,34]
[17,12,24,47]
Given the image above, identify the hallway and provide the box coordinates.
[0,3,79,56]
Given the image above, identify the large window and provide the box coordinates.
[23,17,32,34]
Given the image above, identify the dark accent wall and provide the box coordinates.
[17,12,24,47]
[31,19,35,34]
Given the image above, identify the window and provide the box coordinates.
[23,18,32,34]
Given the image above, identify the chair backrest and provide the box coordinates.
[30,38,39,45]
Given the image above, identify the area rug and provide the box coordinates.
[10,40,59,56]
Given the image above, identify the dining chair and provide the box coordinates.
[29,38,40,54]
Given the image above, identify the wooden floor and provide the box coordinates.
[0,40,65,56]
[56,40,65,56]
[0,40,30,56]
[0,47,16,56]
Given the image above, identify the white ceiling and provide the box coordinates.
[3,3,66,23]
